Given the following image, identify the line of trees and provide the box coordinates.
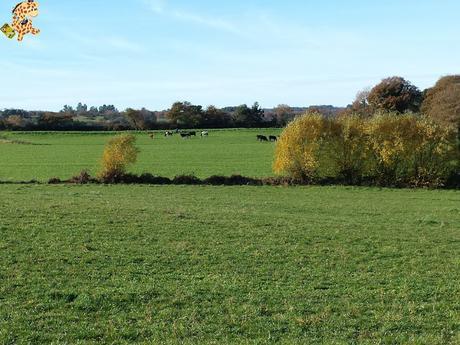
[0,101,321,131]
[343,75,460,131]
[1,75,459,131]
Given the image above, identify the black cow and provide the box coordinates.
[189,131,197,137]
[257,135,269,142]
[180,132,191,139]
[269,135,278,142]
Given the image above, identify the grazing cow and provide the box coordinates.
[189,131,197,137]
[165,131,174,137]
[201,131,209,137]
[257,135,269,142]
[180,132,191,139]
[269,135,278,142]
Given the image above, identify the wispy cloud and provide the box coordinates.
[142,0,244,36]
[170,10,243,35]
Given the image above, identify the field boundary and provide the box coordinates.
[1,172,459,189]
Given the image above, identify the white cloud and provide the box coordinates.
[142,0,244,36]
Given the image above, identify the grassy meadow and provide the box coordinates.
[1,184,459,344]
[0,130,280,182]
[1,130,459,343]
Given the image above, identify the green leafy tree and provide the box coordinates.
[166,101,203,128]
[75,103,88,115]
[60,105,76,116]
[202,105,232,128]
[233,102,264,127]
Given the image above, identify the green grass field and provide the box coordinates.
[0,185,459,344]
[0,130,280,182]
[1,130,459,343]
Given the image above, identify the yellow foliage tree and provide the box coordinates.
[367,114,458,186]
[274,113,458,187]
[98,134,140,181]
[334,115,373,182]
[274,112,336,181]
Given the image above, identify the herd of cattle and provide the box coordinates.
[257,135,278,142]
[149,130,278,142]
[164,130,208,138]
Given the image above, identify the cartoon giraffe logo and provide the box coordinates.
[1,0,40,41]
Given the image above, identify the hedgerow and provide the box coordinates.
[274,113,459,187]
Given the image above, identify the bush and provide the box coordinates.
[274,113,459,187]
[70,170,94,184]
[98,135,139,182]
[172,175,201,185]
[203,175,262,186]
[367,114,458,187]
[48,177,62,184]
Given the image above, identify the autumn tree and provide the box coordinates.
[367,77,423,113]
[98,134,140,181]
[3,115,26,129]
[274,113,457,187]
[421,75,460,130]
[274,104,295,126]
[124,108,156,130]
[37,113,74,130]
[342,88,373,118]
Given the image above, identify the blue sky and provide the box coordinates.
[0,0,459,111]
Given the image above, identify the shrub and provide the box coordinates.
[203,175,263,186]
[48,177,61,184]
[70,170,94,184]
[334,115,372,183]
[273,112,340,182]
[367,114,458,187]
[98,134,139,182]
[273,112,370,183]
[274,113,459,187]
[172,175,201,185]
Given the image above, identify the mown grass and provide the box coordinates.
[0,130,280,182]
[1,184,459,344]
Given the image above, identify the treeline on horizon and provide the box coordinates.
[0,75,459,131]
[0,102,341,131]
